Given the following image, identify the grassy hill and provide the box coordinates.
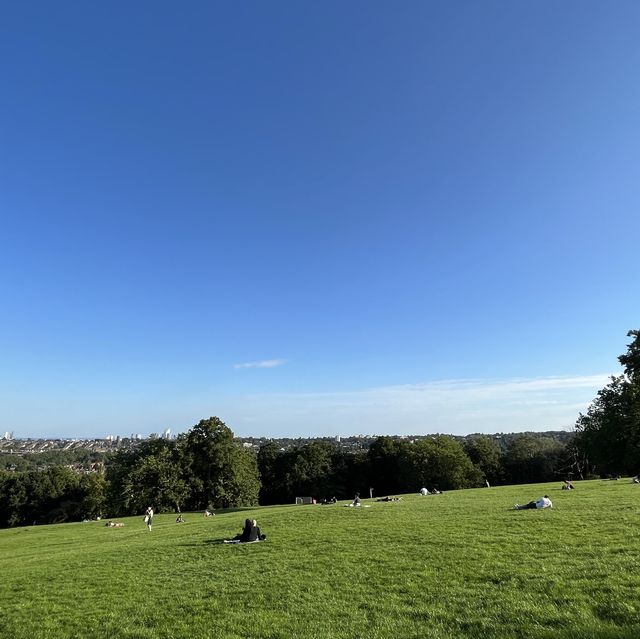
[1,480,639,639]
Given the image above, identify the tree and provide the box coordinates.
[257,442,287,505]
[575,330,640,476]
[105,438,187,515]
[79,473,107,519]
[184,417,259,508]
[503,435,566,484]
[464,435,504,485]
[0,467,85,526]
[403,436,482,490]
[367,437,409,495]
[287,442,336,497]
[213,446,260,508]
[121,445,189,513]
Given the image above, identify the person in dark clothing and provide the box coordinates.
[231,518,266,542]
[232,519,252,541]
[243,519,264,542]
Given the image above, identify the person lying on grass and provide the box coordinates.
[105,521,124,527]
[226,518,266,543]
[513,495,553,510]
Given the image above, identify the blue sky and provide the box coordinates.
[1,2,639,438]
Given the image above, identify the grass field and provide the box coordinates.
[1,480,639,639]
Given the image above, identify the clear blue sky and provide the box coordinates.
[1,2,638,438]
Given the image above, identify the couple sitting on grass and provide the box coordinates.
[224,518,267,544]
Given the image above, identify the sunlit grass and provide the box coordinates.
[1,479,639,638]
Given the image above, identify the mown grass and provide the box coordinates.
[1,480,639,638]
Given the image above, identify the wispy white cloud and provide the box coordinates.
[214,374,612,436]
[233,359,287,370]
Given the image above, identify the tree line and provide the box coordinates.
[0,419,573,528]
[1,329,637,528]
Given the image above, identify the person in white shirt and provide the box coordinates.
[513,495,553,510]
[419,487,429,496]
[144,507,154,531]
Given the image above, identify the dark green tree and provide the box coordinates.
[464,435,504,485]
[105,438,185,515]
[184,416,259,508]
[403,436,482,490]
[367,437,410,495]
[503,435,566,484]
[0,467,86,526]
[257,442,287,504]
[121,445,189,513]
[79,473,107,519]
[575,330,640,475]
[213,446,260,508]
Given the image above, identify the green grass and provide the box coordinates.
[1,480,639,639]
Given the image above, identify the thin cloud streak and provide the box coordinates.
[233,359,287,370]
[218,374,612,436]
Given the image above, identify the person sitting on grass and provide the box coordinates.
[513,495,553,510]
[247,519,265,541]
[561,480,575,490]
[227,518,266,543]
[350,493,361,507]
[176,515,185,523]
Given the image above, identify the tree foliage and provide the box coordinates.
[575,330,640,476]
[402,436,483,490]
[183,417,259,509]
[1,413,583,528]
[502,435,566,484]
[464,436,503,485]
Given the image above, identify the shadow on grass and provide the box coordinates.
[209,506,261,515]
[177,538,229,547]
[178,538,268,547]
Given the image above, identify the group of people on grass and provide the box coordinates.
[137,473,629,537]
[137,506,267,543]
